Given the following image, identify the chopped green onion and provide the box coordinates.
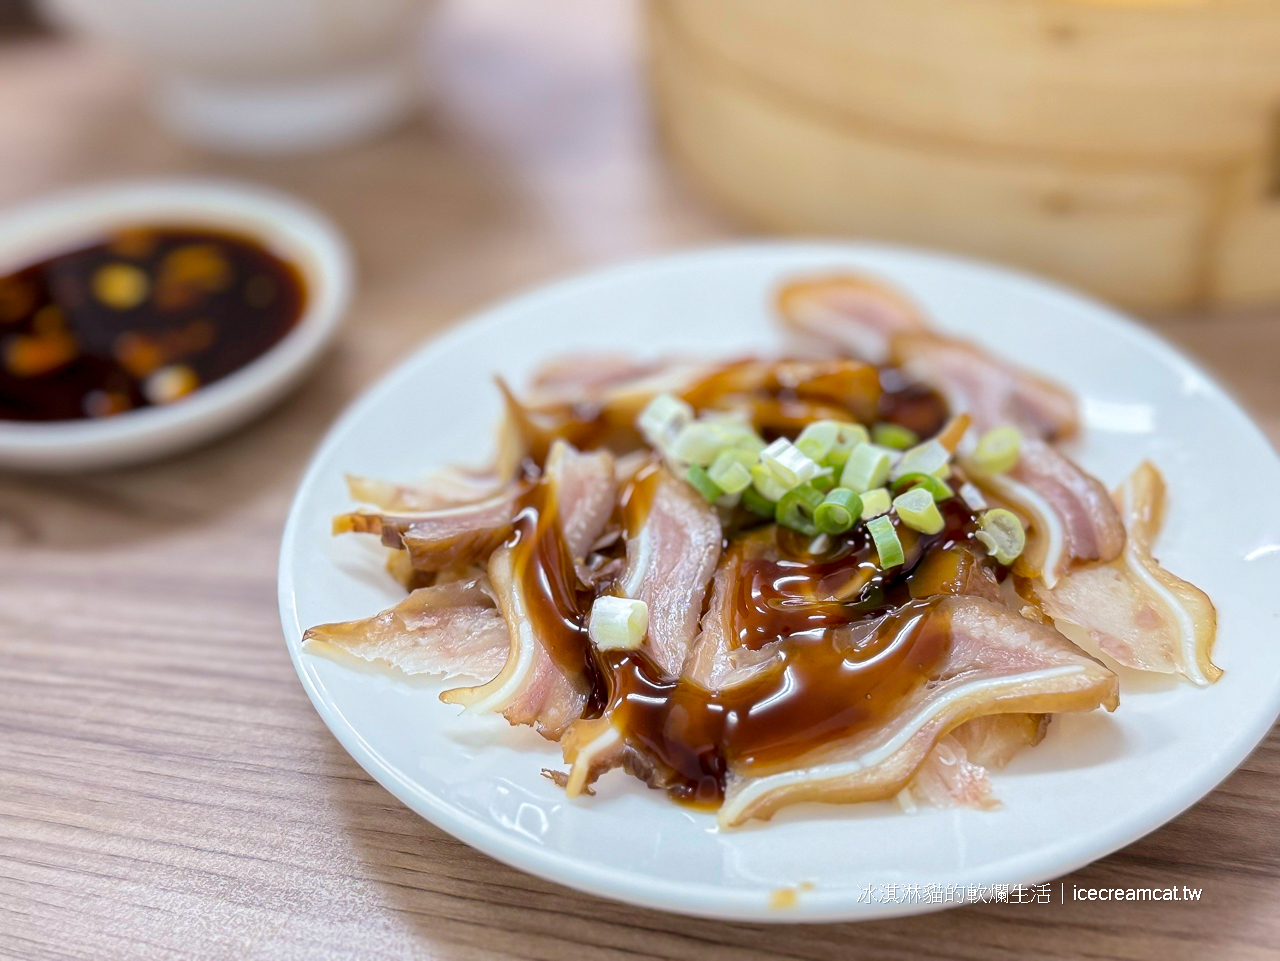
[742,485,776,518]
[815,488,862,534]
[775,483,825,536]
[873,422,919,450]
[891,472,954,501]
[815,422,871,467]
[796,420,841,462]
[859,487,891,519]
[750,462,791,502]
[705,415,767,453]
[890,439,951,482]
[972,425,1022,475]
[839,443,895,492]
[796,420,867,463]
[708,449,754,494]
[958,481,988,511]
[685,464,722,503]
[810,471,836,493]
[976,508,1026,565]
[637,393,693,448]
[760,437,822,489]
[867,515,905,568]
[588,596,649,650]
[893,487,945,534]
[671,421,732,466]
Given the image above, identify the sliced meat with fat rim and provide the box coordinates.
[333,484,526,573]
[618,466,723,678]
[442,442,617,739]
[976,437,1125,588]
[302,577,509,682]
[775,273,928,365]
[1030,461,1220,685]
[717,596,1117,827]
[892,333,1079,441]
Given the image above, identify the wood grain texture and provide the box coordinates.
[0,2,1277,959]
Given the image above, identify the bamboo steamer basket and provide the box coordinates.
[646,0,1280,309]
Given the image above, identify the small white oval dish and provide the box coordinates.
[0,179,352,471]
[279,243,1280,923]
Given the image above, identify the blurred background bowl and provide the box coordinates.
[39,0,433,154]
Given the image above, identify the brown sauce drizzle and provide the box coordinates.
[601,597,949,804]
[0,226,305,421]
[590,499,983,804]
[877,367,948,438]
[503,357,949,457]
[501,359,974,805]
[505,464,606,712]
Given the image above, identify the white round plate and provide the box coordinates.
[0,179,352,471]
[279,244,1280,923]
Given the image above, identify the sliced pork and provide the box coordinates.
[976,437,1125,588]
[681,536,785,692]
[775,273,927,364]
[717,596,1117,827]
[904,713,1048,810]
[345,467,502,513]
[893,333,1079,441]
[302,577,509,681]
[333,485,526,572]
[618,467,723,677]
[1031,462,1220,685]
[442,442,617,738]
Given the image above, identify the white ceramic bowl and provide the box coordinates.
[39,0,430,154]
[0,180,352,471]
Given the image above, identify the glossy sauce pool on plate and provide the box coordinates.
[0,226,306,421]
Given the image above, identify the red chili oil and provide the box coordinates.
[0,226,306,421]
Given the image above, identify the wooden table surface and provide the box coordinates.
[2,3,1278,959]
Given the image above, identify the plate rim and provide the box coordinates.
[278,240,1280,922]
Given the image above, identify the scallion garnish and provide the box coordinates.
[588,596,649,650]
[821,422,871,467]
[815,488,862,534]
[859,487,892,520]
[893,486,945,534]
[750,462,791,502]
[890,439,951,482]
[637,393,693,449]
[976,508,1026,565]
[795,420,841,462]
[891,472,954,502]
[971,425,1021,475]
[797,420,868,465]
[839,442,894,493]
[873,422,919,450]
[671,421,733,466]
[760,437,822,489]
[686,464,722,503]
[775,483,825,536]
[742,485,776,518]
[867,515,905,568]
[708,448,754,494]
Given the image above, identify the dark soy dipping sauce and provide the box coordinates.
[0,226,306,421]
